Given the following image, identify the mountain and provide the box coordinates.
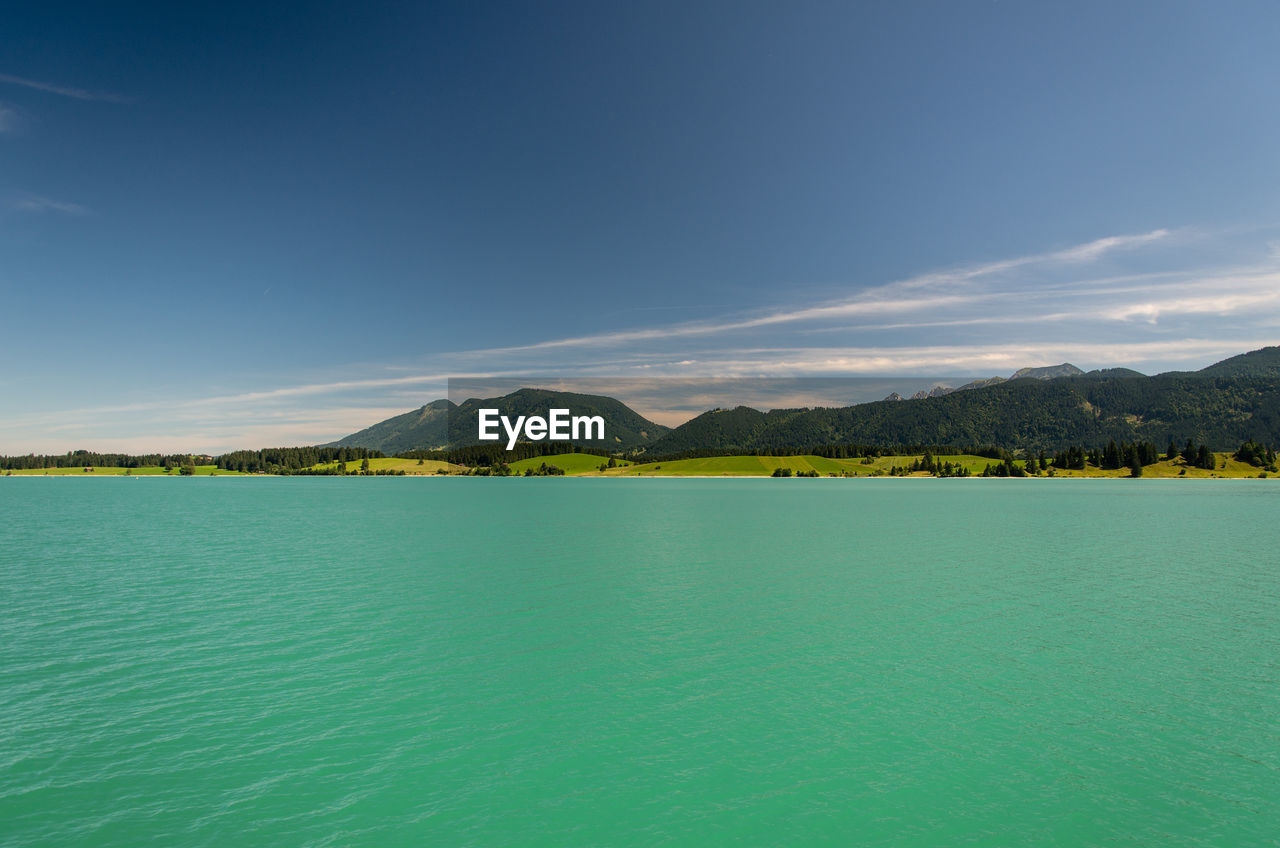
[328,399,454,454]
[330,388,667,452]
[634,405,815,455]
[333,345,1280,456]
[640,346,1280,454]
[1009,363,1085,381]
[909,364,1078,399]
[953,376,1006,392]
[1083,368,1146,379]
[1195,346,1280,379]
[449,388,667,449]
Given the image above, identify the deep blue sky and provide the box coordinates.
[3,1,1280,451]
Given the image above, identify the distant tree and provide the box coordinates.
[1103,440,1121,470]
[361,458,371,473]
[179,463,196,476]
[1233,439,1273,468]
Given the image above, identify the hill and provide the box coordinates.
[328,399,455,454]
[640,346,1280,454]
[1009,363,1085,381]
[450,388,668,449]
[330,345,1280,456]
[1083,368,1147,379]
[1195,346,1280,379]
[331,388,667,452]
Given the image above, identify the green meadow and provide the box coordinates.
[306,457,463,475]
[7,453,1270,480]
[603,454,992,477]
[581,453,1270,479]
[4,465,242,476]
[1042,455,1267,479]
[508,453,633,475]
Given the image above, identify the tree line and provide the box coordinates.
[396,442,611,468]
[0,450,209,471]
[214,446,383,474]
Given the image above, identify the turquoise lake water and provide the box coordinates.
[2,478,1278,846]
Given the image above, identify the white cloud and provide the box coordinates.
[8,194,89,215]
[6,225,1279,455]
[0,72,130,103]
[1103,287,1280,324]
[1050,229,1170,263]
[459,229,1178,355]
[655,338,1274,376]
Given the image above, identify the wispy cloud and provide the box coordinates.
[644,338,1275,377]
[1104,288,1280,323]
[5,225,1278,454]
[0,72,130,104]
[1050,229,1170,263]
[7,193,90,215]
[463,229,1178,355]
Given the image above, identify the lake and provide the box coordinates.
[2,478,1277,845]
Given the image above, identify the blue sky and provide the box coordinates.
[3,1,1280,452]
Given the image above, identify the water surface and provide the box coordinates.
[2,478,1277,845]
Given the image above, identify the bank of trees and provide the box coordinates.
[215,446,383,474]
[0,450,207,471]
[397,442,611,468]
[1050,440,1168,472]
[1233,439,1278,470]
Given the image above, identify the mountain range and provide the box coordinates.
[330,346,1280,454]
[329,388,668,453]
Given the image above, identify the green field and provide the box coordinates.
[3,465,242,476]
[7,453,1270,480]
[1040,455,1268,479]
[307,457,462,475]
[607,454,997,477]
[586,453,1270,479]
[508,453,632,475]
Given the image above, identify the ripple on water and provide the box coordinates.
[1,478,1278,846]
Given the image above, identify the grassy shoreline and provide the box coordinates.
[7,452,1273,479]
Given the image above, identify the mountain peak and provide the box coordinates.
[1196,345,1280,378]
[1009,363,1085,381]
[329,388,667,453]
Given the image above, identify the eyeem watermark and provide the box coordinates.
[478,408,605,450]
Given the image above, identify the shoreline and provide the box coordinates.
[4,473,1272,481]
